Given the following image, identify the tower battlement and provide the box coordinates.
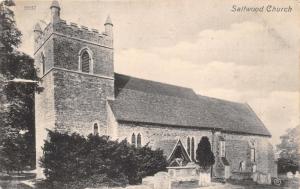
[33,0,114,79]
[35,19,113,53]
[34,0,113,53]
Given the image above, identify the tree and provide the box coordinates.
[277,125,300,173]
[0,0,38,171]
[0,0,22,53]
[196,136,215,170]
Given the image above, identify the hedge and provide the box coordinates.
[40,130,167,188]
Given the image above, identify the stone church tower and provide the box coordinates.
[34,0,114,177]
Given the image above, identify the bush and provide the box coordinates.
[0,134,31,173]
[277,157,299,174]
[40,130,167,188]
[196,136,215,170]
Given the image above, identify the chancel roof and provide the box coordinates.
[109,73,271,137]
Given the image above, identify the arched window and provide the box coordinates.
[187,137,190,155]
[131,133,136,146]
[220,140,226,157]
[81,51,90,73]
[251,148,256,162]
[191,137,195,160]
[137,133,142,148]
[93,123,98,135]
[41,53,45,75]
[79,48,93,73]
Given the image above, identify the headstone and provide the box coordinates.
[287,172,293,179]
[266,173,271,185]
[294,171,299,178]
[252,164,257,173]
[253,172,258,182]
[255,172,271,185]
[198,172,211,187]
[153,172,170,189]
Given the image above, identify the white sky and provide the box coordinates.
[13,0,300,145]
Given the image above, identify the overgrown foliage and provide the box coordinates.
[40,130,167,188]
[0,134,32,173]
[0,0,38,171]
[277,125,300,174]
[277,158,298,174]
[0,0,22,52]
[196,136,215,170]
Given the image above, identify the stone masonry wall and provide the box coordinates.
[35,72,55,178]
[52,69,114,136]
[34,37,54,78]
[256,138,277,177]
[223,133,275,176]
[53,35,114,78]
[117,122,212,158]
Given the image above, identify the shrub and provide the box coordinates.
[277,157,299,174]
[40,130,167,188]
[0,134,29,173]
[196,136,215,170]
[135,144,168,178]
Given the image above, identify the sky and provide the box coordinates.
[13,0,300,146]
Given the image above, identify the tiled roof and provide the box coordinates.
[197,95,271,136]
[114,73,198,100]
[153,139,191,163]
[153,139,178,158]
[110,73,271,137]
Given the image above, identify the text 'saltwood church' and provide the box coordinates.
[34,1,277,179]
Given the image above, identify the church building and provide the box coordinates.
[34,1,277,179]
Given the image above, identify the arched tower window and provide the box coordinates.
[191,137,195,160]
[93,123,99,135]
[187,137,190,155]
[81,51,90,73]
[137,133,142,148]
[131,133,136,146]
[79,48,93,73]
[41,53,45,75]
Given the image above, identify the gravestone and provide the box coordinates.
[287,172,294,179]
[253,172,271,185]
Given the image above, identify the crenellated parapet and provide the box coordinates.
[34,0,113,53]
[34,20,113,53]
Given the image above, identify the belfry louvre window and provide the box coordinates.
[81,51,90,73]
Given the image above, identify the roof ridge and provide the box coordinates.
[197,94,245,106]
[115,72,194,91]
